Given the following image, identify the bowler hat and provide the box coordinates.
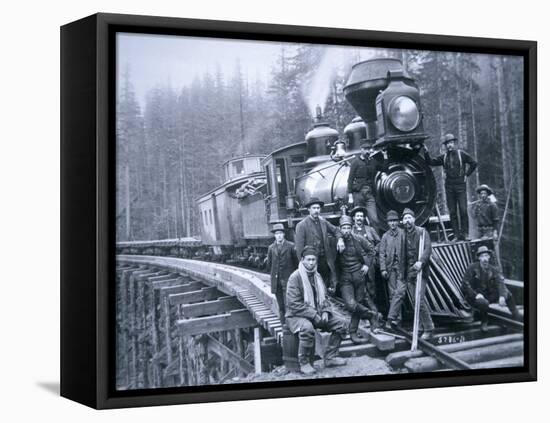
[442,133,457,144]
[339,215,353,227]
[304,197,324,208]
[476,245,493,257]
[301,245,319,258]
[271,223,285,233]
[402,208,415,218]
[386,210,399,221]
[350,206,368,217]
[476,184,493,195]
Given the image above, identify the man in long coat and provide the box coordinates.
[266,223,299,325]
[286,246,348,375]
[379,210,405,327]
[294,197,345,290]
[461,246,520,331]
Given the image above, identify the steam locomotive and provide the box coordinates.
[118,58,505,320]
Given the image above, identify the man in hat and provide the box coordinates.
[425,133,478,241]
[379,210,405,328]
[347,140,384,229]
[351,206,381,304]
[286,246,348,375]
[266,223,299,325]
[295,197,345,290]
[461,246,520,332]
[473,184,499,239]
[336,215,381,344]
[389,208,434,339]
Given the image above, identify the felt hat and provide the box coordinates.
[476,245,493,257]
[350,206,368,217]
[339,215,353,227]
[271,223,285,233]
[442,133,457,144]
[386,210,399,222]
[301,245,319,258]
[304,197,324,208]
[402,208,415,218]
[476,184,493,195]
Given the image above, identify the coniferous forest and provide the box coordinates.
[116,42,524,279]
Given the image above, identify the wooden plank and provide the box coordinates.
[177,309,257,336]
[180,296,243,318]
[160,282,205,297]
[205,335,254,374]
[169,287,219,306]
[254,327,262,374]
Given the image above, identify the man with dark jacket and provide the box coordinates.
[266,223,299,325]
[379,210,405,327]
[425,133,477,241]
[351,206,380,303]
[347,141,384,229]
[387,208,434,339]
[461,246,520,331]
[473,184,499,239]
[337,215,381,344]
[286,246,348,375]
[295,197,345,290]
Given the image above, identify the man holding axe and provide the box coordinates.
[401,208,434,343]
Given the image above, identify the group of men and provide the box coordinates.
[264,133,517,375]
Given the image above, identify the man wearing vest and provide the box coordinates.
[473,184,499,239]
[387,208,434,339]
[425,133,478,241]
[337,215,381,344]
[286,246,348,375]
[266,223,299,325]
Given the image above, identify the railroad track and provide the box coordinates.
[115,256,524,389]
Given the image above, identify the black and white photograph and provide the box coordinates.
[114,31,528,391]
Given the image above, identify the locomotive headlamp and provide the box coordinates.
[388,96,420,132]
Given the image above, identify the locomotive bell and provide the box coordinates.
[343,116,367,151]
[305,106,339,163]
[331,139,347,160]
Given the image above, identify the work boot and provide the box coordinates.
[370,312,383,332]
[480,321,489,332]
[300,362,317,375]
[324,356,347,367]
[350,332,368,345]
[420,330,433,340]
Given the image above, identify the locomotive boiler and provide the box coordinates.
[292,58,436,230]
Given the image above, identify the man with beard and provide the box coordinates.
[347,140,384,229]
[295,197,345,291]
[266,223,298,325]
[425,133,477,241]
[351,206,381,303]
[379,210,405,328]
[337,215,381,344]
[473,184,499,239]
[390,208,434,339]
[461,246,520,332]
[286,246,348,375]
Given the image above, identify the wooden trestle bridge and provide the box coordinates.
[115,252,524,390]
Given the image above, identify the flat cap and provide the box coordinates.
[402,208,415,218]
[301,245,319,258]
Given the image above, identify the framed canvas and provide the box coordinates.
[60,12,537,409]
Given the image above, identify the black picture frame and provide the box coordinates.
[60,12,537,409]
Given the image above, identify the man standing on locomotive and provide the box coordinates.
[337,215,381,344]
[266,223,299,325]
[461,246,520,332]
[473,184,500,239]
[286,246,348,375]
[387,208,434,339]
[425,133,477,241]
[351,206,380,305]
[347,140,384,229]
[379,210,405,329]
[295,197,345,291]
